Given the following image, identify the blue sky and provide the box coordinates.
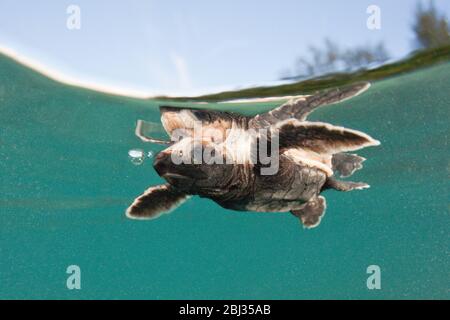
[0,0,448,96]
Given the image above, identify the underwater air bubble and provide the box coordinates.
[128,149,145,166]
[147,151,154,159]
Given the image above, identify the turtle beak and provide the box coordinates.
[154,151,191,179]
[153,151,208,181]
[153,151,172,176]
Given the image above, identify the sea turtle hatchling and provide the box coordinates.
[126,82,380,228]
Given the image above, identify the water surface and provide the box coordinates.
[0,55,449,299]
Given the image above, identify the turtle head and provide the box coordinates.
[153,137,233,192]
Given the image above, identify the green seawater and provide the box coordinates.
[0,54,449,299]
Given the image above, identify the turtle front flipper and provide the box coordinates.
[126,184,189,220]
[275,119,380,155]
[291,196,327,229]
[250,82,370,128]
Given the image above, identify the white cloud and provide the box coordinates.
[170,52,192,91]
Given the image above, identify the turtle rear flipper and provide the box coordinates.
[324,176,369,192]
[135,120,172,145]
[291,196,327,229]
[126,184,189,220]
[332,153,366,178]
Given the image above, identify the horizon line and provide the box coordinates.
[0,44,268,100]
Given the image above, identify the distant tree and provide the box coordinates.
[292,39,389,79]
[324,39,340,72]
[278,68,293,80]
[295,57,314,78]
[341,43,389,71]
[413,1,450,49]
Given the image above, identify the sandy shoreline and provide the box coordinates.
[220,95,308,104]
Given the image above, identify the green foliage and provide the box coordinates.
[157,45,450,102]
